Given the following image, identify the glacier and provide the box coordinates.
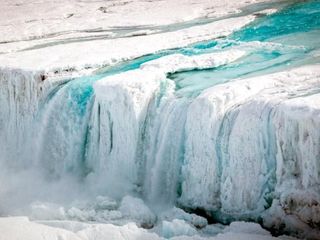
[0,0,320,239]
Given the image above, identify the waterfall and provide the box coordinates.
[0,1,319,232]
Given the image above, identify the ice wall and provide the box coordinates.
[86,69,168,197]
[1,47,320,236]
[0,69,56,212]
[180,68,320,219]
[0,49,319,240]
[91,50,320,232]
[0,69,41,167]
[89,50,244,200]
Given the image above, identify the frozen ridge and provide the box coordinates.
[92,62,320,238]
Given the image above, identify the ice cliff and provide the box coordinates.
[0,1,320,239]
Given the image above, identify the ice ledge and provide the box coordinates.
[0,15,254,76]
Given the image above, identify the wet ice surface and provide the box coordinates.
[0,0,320,240]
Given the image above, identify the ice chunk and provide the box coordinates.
[223,221,271,236]
[161,219,197,238]
[140,50,245,73]
[161,207,208,228]
[119,196,156,228]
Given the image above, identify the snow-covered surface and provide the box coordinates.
[1,0,264,42]
[0,0,281,74]
[0,15,254,74]
[0,216,295,240]
[140,50,246,73]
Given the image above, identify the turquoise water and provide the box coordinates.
[18,1,319,226]
[37,0,320,178]
[170,46,309,97]
[40,0,320,127]
[168,0,320,97]
[232,0,320,42]
[40,0,320,139]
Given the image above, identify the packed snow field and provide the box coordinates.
[0,0,320,240]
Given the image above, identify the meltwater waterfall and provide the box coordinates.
[0,1,320,237]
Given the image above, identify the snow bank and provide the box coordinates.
[0,217,81,240]
[140,50,245,73]
[0,16,254,73]
[0,217,292,240]
[1,0,266,43]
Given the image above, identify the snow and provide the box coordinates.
[0,217,82,240]
[0,0,265,43]
[0,217,292,240]
[223,221,271,236]
[140,50,246,73]
[0,15,254,74]
[160,207,208,229]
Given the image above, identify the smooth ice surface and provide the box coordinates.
[0,1,320,240]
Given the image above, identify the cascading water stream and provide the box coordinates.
[33,78,95,179]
